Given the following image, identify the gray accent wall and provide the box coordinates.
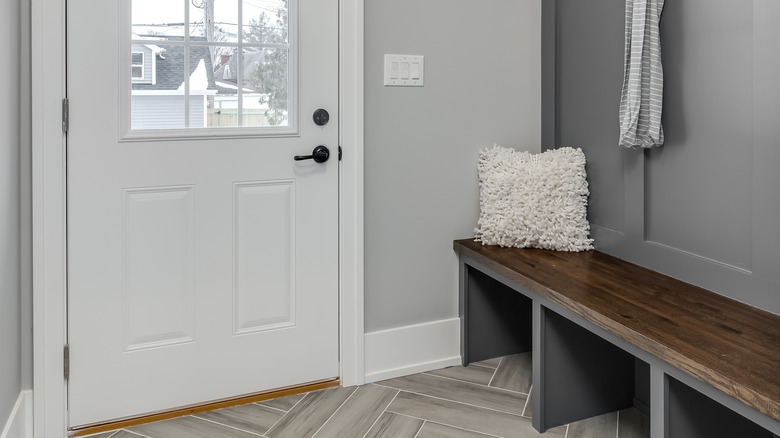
[365,0,541,332]
[1,0,23,425]
[544,0,780,314]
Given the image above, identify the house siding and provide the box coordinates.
[131,94,207,130]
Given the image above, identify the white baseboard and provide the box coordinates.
[1,391,32,438]
[364,317,461,383]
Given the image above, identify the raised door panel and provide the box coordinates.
[233,181,296,335]
[123,186,195,351]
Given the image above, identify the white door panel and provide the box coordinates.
[67,0,338,427]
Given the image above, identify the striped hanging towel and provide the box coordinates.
[618,0,665,149]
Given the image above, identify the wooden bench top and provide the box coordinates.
[454,238,780,424]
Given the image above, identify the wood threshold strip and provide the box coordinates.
[68,378,341,437]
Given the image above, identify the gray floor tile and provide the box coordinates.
[128,416,260,438]
[618,408,650,438]
[100,355,648,438]
[387,391,566,438]
[522,387,533,419]
[416,422,497,438]
[265,386,356,438]
[567,411,618,438]
[82,432,119,438]
[195,403,284,435]
[313,384,398,438]
[489,352,532,394]
[472,358,501,369]
[377,373,526,415]
[111,432,148,438]
[257,393,306,412]
[363,412,424,438]
[425,365,496,386]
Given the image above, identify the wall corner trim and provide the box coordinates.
[364,317,461,383]
[1,391,33,438]
[338,0,366,388]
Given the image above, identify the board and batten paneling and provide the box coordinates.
[543,0,780,315]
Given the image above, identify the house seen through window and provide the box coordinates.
[130,0,292,131]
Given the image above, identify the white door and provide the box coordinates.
[67,0,339,427]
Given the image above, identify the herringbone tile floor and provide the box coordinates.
[85,354,649,438]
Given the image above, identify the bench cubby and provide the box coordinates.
[667,376,773,438]
[455,238,780,437]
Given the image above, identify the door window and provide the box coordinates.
[126,0,295,136]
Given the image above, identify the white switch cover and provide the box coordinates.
[384,54,424,86]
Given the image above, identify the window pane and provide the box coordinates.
[132,0,185,39]
[131,95,186,130]
[192,45,235,128]
[131,44,186,129]
[191,0,238,44]
[243,0,288,45]
[242,47,288,126]
[131,52,144,65]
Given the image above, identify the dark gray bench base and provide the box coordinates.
[458,255,780,438]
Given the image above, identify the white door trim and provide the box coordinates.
[338,0,365,388]
[30,0,364,435]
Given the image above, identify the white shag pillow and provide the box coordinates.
[475,145,594,252]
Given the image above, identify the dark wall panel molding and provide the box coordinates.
[543,0,780,315]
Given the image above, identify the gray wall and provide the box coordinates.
[364,0,541,332]
[1,0,23,425]
[545,0,780,314]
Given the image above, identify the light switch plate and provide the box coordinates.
[384,54,424,87]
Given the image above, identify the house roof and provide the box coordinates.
[132,37,219,92]
[213,50,265,93]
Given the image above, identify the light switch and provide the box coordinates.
[410,62,420,80]
[400,62,410,79]
[384,54,424,87]
[390,62,399,79]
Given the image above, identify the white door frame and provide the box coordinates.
[30,0,364,435]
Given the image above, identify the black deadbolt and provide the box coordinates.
[313,108,330,126]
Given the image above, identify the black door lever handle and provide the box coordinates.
[294,145,330,163]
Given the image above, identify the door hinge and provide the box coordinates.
[62,98,69,133]
[338,146,342,161]
[64,344,70,380]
